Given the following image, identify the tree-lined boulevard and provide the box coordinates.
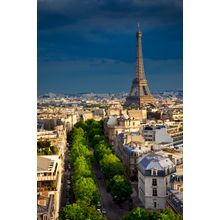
[59,119,182,220]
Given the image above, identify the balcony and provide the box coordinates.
[37,175,57,181]
[37,186,57,192]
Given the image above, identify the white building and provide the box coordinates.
[138,153,176,210]
[142,125,173,144]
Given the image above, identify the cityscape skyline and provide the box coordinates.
[38,0,183,95]
[37,2,183,218]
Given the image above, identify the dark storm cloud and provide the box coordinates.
[37,0,183,94]
[38,0,182,32]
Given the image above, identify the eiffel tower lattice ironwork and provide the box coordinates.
[125,24,155,107]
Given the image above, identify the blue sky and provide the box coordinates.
[38,0,183,94]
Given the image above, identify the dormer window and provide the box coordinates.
[152,169,157,176]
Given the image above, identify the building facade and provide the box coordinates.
[138,153,176,210]
[37,155,62,220]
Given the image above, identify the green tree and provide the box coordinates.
[107,175,132,201]
[160,208,183,220]
[92,135,105,147]
[87,128,103,141]
[59,203,84,220]
[100,153,124,178]
[59,203,104,220]
[86,119,103,130]
[70,142,91,163]
[37,140,58,155]
[73,177,98,205]
[95,143,112,161]
[71,127,87,145]
[72,156,93,181]
[74,121,88,132]
[86,119,104,141]
[123,208,182,220]
[123,207,148,220]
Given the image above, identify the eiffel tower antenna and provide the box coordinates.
[137,22,140,32]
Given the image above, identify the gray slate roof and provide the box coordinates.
[138,152,175,176]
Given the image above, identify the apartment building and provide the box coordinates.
[142,125,173,144]
[104,115,141,145]
[37,193,54,220]
[37,155,62,220]
[138,153,176,210]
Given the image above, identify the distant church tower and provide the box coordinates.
[125,24,155,107]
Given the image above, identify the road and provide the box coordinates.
[92,161,143,220]
[60,145,74,208]
[60,143,144,219]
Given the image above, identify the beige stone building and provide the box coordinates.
[104,115,141,145]
[127,109,147,121]
[82,111,93,121]
[37,155,62,220]
[37,193,54,220]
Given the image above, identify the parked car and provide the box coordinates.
[101,208,106,214]
[97,201,101,209]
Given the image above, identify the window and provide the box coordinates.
[43,215,48,220]
[153,188,157,196]
[152,169,157,176]
[154,202,157,208]
[152,178,157,186]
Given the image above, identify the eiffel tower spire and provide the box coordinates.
[135,23,145,80]
[125,24,155,107]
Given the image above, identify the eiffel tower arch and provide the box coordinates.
[125,25,156,107]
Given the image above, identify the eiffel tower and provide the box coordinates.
[125,24,155,107]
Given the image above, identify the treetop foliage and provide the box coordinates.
[123,207,183,220]
[59,203,105,220]
[100,153,124,178]
[73,177,98,206]
[72,156,93,181]
[63,122,100,218]
[106,175,132,201]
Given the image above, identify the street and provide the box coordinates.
[60,145,74,208]
[92,161,143,220]
[59,143,144,220]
